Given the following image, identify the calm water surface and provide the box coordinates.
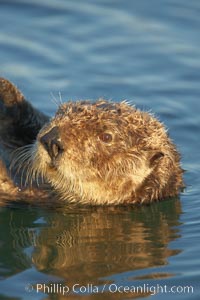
[0,0,200,299]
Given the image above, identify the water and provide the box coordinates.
[0,0,200,299]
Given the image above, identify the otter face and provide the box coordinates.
[30,100,182,205]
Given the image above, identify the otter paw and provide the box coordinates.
[0,77,24,107]
[0,78,26,120]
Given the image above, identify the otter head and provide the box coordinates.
[31,100,183,205]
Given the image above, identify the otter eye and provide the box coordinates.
[99,132,113,143]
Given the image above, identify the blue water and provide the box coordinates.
[0,0,200,299]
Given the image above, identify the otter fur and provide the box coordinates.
[0,78,183,205]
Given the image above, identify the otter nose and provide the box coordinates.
[40,126,64,160]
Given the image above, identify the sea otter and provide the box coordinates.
[0,78,183,205]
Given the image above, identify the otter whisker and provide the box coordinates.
[24,160,34,187]
[25,147,44,188]
[10,145,32,169]
[10,145,32,183]
[10,144,38,188]
[19,158,33,187]
[58,91,63,104]
[50,92,63,108]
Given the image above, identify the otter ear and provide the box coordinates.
[149,151,164,167]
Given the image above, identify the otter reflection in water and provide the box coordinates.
[0,78,183,205]
[0,200,182,299]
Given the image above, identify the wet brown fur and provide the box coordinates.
[0,78,184,205]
